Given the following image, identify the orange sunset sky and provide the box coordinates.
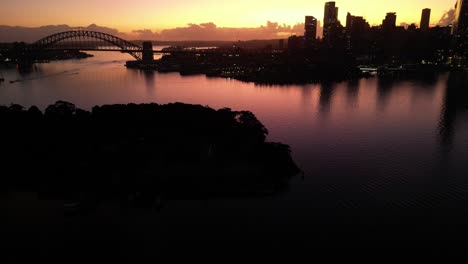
[1,0,455,32]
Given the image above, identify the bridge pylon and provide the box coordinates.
[142,41,154,63]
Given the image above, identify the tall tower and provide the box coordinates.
[323,2,338,39]
[142,41,154,63]
[453,0,468,58]
[453,0,468,35]
[382,12,397,32]
[420,8,431,31]
[304,16,318,47]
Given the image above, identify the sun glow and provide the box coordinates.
[1,0,453,32]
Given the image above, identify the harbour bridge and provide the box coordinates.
[28,30,159,61]
[26,30,237,62]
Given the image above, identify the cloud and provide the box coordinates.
[0,24,129,43]
[0,21,320,42]
[131,29,161,40]
[144,21,308,41]
[438,8,456,26]
[438,1,458,26]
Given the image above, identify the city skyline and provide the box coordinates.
[1,1,456,36]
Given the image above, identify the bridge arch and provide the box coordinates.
[29,30,143,60]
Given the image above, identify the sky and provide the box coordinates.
[0,0,456,41]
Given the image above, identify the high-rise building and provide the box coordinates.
[346,12,370,52]
[346,12,370,32]
[323,2,339,39]
[288,35,304,52]
[382,12,397,32]
[346,12,353,29]
[453,0,468,59]
[420,8,431,31]
[278,39,285,50]
[304,16,318,47]
[453,0,468,35]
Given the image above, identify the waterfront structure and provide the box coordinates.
[420,8,431,31]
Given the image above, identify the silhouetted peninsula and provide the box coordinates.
[1,101,300,209]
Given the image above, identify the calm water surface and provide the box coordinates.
[2,51,468,245]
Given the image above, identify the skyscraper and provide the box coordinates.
[382,12,397,32]
[420,8,431,31]
[453,0,468,58]
[346,12,370,32]
[453,0,468,35]
[323,2,339,39]
[304,16,317,47]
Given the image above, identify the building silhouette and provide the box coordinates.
[453,0,468,35]
[345,12,370,53]
[382,12,397,32]
[453,0,468,59]
[278,39,285,50]
[288,35,304,52]
[323,2,339,40]
[420,8,431,32]
[304,16,318,47]
[142,41,154,63]
[346,13,369,32]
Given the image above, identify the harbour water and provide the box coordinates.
[2,51,468,252]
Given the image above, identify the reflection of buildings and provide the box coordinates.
[319,83,335,114]
[439,73,468,147]
[304,16,318,48]
[143,70,155,91]
[346,80,360,107]
[376,78,394,111]
[420,8,431,32]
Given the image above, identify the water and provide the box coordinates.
[2,51,468,248]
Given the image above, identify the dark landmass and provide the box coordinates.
[0,101,300,208]
[131,47,366,84]
[135,39,284,49]
[0,42,93,64]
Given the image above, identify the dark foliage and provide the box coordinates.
[0,101,300,205]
